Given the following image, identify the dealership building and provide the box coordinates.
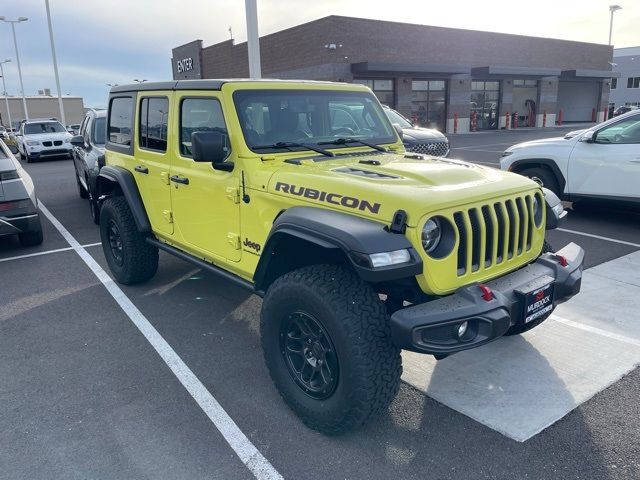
[609,46,640,109]
[171,16,616,133]
[0,94,85,130]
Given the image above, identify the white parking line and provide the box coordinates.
[38,202,282,480]
[552,314,640,349]
[0,241,102,263]
[557,228,640,249]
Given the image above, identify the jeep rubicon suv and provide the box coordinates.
[97,80,583,435]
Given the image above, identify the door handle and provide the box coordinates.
[135,165,149,174]
[170,175,189,185]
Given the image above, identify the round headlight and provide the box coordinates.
[422,218,442,253]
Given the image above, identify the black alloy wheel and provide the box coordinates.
[107,219,124,266]
[280,311,339,400]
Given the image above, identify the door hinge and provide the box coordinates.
[226,186,241,204]
[160,171,170,185]
[227,232,241,249]
[163,210,173,224]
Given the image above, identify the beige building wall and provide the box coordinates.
[0,96,85,129]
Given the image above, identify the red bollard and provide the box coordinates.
[591,108,596,122]
[471,111,478,132]
[505,111,510,129]
[453,113,458,134]
[543,111,547,128]
[557,110,563,126]
[513,112,518,129]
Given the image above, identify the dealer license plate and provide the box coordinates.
[523,283,554,324]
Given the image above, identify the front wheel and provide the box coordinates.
[519,167,561,197]
[261,265,402,435]
[99,197,158,285]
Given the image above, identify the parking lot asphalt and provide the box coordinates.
[1,129,639,480]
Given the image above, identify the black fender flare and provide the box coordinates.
[96,165,151,233]
[253,206,422,292]
[509,158,566,194]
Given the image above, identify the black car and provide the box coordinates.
[70,109,106,224]
[383,105,450,157]
[612,106,638,117]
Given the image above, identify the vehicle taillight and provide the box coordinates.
[0,199,31,212]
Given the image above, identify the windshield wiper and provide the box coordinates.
[319,137,388,152]
[253,141,334,157]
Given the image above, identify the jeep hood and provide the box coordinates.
[266,152,539,227]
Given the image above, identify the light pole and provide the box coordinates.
[45,0,66,127]
[245,0,262,78]
[609,5,622,45]
[133,79,147,83]
[0,59,12,129]
[0,17,29,121]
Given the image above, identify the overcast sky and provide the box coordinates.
[0,0,636,108]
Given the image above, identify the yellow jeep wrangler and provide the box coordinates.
[97,79,584,434]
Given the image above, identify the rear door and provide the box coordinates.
[134,93,174,235]
[567,114,640,199]
[169,93,241,262]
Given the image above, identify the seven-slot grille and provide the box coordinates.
[452,194,541,276]
[407,141,449,157]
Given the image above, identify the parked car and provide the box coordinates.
[0,140,44,246]
[501,109,640,204]
[95,79,582,435]
[70,109,106,223]
[612,105,638,117]
[15,119,73,163]
[382,105,450,157]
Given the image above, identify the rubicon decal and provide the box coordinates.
[275,182,381,214]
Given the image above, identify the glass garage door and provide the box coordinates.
[471,81,500,130]
[353,79,395,108]
[411,80,446,131]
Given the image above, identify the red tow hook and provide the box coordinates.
[479,284,493,301]
[554,254,569,267]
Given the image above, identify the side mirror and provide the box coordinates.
[581,131,596,143]
[7,144,18,155]
[70,135,85,146]
[191,131,233,172]
[392,123,404,138]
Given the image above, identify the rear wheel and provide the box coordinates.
[99,197,158,284]
[519,167,561,197]
[261,264,402,435]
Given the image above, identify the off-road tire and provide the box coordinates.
[261,264,402,435]
[99,197,158,284]
[504,240,555,336]
[77,174,89,199]
[18,229,43,247]
[519,167,561,198]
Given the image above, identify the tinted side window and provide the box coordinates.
[93,117,106,145]
[139,97,169,152]
[180,98,228,157]
[109,97,133,146]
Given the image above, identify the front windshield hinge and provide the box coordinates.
[389,209,408,234]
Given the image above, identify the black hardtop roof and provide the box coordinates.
[109,78,350,94]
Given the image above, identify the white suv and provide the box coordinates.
[500,111,640,204]
[16,119,73,163]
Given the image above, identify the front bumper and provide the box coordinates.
[27,145,72,159]
[390,242,584,355]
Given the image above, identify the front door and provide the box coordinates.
[169,94,241,262]
[568,113,640,199]
[134,94,174,235]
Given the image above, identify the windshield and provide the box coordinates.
[25,122,66,135]
[233,89,396,153]
[384,108,413,129]
[93,117,106,144]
